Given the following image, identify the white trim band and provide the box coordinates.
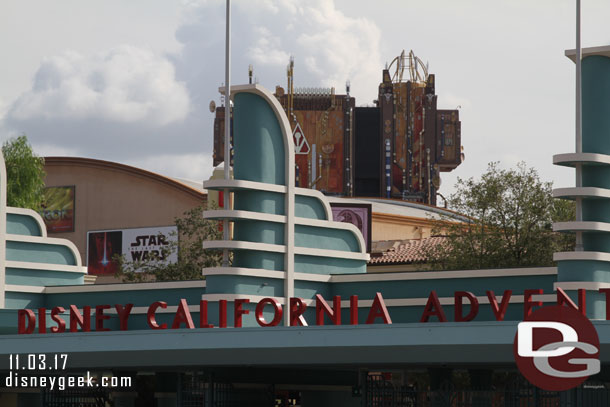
[332,267,557,282]
[44,280,206,294]
[554,251,610,262]
[203,179,286,194]
[6,260,86,274]
[553,152,610,167]
[200,293,555,308]
[202,267,332,282]
[553,187,610,200]
[554,221,610,233]
[554,281,610,291]
[203,240,286,253]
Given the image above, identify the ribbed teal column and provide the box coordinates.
[232,92,286,271]
[555,52,610,319]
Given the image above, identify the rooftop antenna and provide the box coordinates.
[287,55,295,122]
[575,0,583,251]
[222,0,231,266]
[248,64,253,84]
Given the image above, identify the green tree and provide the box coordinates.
[425,162,575,270]
[2,135,46,210]
[115,205,223,282]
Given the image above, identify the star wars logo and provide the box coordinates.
[129,234,170,261]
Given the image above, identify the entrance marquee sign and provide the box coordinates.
[17,293,392,334]
[17,287,608,335]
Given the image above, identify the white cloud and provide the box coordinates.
[2,0,382,179]
[0,96,7,119]
[33,143,80,158]
[173,0,382,104]
[127,152,215,182]
[8,46,189,126]
[437,92,472,111]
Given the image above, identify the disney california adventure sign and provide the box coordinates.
[17,287,607,334]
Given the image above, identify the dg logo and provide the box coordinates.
[513,305,600,391]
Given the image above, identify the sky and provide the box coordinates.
[1,0,609,198]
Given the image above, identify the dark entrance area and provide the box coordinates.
[25,366,610,406]
[175,367,610,407]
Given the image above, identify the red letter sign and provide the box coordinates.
[255,298,283,327]
[556,287,586,316]
[18,309,36,334]
[523,289,543,319]
[420,291,447,322]
[115,304,133,331]
[199,300,214,328]
[316,295,341,325]
[366,293,392,324]
[172,299,195,329]
[69,305,91,332]
[234,299,250,328]
[51,307,66,333]
[290,297,308,326]
[454,291,479,322]
[486,290,512,321]
[95,305,111,332]
[147,301,168,329]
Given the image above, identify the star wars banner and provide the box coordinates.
[87,226,178,275]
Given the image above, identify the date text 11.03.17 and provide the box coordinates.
[9,354,68,371]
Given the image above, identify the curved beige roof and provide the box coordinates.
[44,157,206,199]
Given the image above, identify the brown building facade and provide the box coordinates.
[43,157,206,282]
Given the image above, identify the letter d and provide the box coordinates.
[18,309,36,334]
[518,321,577,357]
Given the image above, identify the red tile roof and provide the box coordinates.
[369,236,447,265]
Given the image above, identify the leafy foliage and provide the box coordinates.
[2,135,46,210]
[424,162,575,270]
[115,205,223,282]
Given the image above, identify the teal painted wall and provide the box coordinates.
[294,256,366,275]
[7,213,43,236]
[581,55,610,253]
[234,190,285,215]
[295,195,326,220]
[582,56,610,155]
[205,275,285,296]
[232,251,285,271]
[234,220,284,245]
[295,225,359,252]
[233,92,285,185]
[6,268,83,287]
[5,292,45,310]
[6,241,76,266]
